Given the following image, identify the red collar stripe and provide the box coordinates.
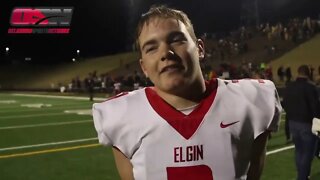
[145,79,218,139]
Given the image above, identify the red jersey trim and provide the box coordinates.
[145,79,218,140]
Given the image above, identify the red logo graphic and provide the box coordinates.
[8,7,73,34]
[220,121,240,128]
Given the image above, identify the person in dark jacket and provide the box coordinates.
[285,67,292,84]
[283,65,320,180]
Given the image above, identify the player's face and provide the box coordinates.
[138,17,204,94]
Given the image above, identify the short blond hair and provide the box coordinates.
[135,5,197,53]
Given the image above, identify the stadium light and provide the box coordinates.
[72,58,76,62]
[76,49,80,55]
[5,47,9,52]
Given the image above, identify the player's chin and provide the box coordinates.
[161,78,187,91]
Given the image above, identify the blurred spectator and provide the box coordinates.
[85,73,95,101]
[309,65,315,81]
[265,65,273,81]
[282,65,320,180]
[285,67,292,84]
[60,86,66,93]
[113,80,122,95]
[277,66,285,82]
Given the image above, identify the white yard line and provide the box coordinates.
[0,94,101,154]
[1,93,293,156]
[0,120,92,130]
[0,105,90,112]
[0,135,294,156]
[0,138,98,152]
[0,112,67,120]
[12,93,106,101]
[266,145,295,155]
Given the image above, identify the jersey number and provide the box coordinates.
[166,165,213,180]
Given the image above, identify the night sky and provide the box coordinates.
[1,0,319,64]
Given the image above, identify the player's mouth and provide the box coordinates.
[160,64,184,74]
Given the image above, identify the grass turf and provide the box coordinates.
[0,92,319,180]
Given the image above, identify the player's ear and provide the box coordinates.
[139,59,148,78]
[197,39,205,60]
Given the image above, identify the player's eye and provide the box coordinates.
[145,46,157,53]
[171,35,187,44]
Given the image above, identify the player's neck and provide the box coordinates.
[154,80,206,110]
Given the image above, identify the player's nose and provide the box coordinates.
[160,45,176,61]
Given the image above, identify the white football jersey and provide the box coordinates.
[92,79,282,180]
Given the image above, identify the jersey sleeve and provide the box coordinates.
[91,90,145,159]
[240,79,282,139]
[92,103,112,146]
[258,80,282,135]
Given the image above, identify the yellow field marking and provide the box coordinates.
[0,143,100,159]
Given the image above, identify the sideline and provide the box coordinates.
[0,137,98,152]
[266,145,294,155]
[0,120,92,130]
[12,93,106,101]
[0,112,67,120]
[0,137,294,159]
[1,94,293,158]
[0,144,99,159]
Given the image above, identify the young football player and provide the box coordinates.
[93,5,282,180]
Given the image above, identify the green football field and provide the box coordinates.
[0,92,319,180]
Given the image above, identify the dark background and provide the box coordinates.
[1,0,319,64]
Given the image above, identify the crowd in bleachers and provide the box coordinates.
[65,16,320,95]
[203,17,319,63]
[200,16,320,81]
[201,60,273,81]
[258,17,319,42]
[64,62,320,97]
[66,70,153,95]
[202,26,252,62]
